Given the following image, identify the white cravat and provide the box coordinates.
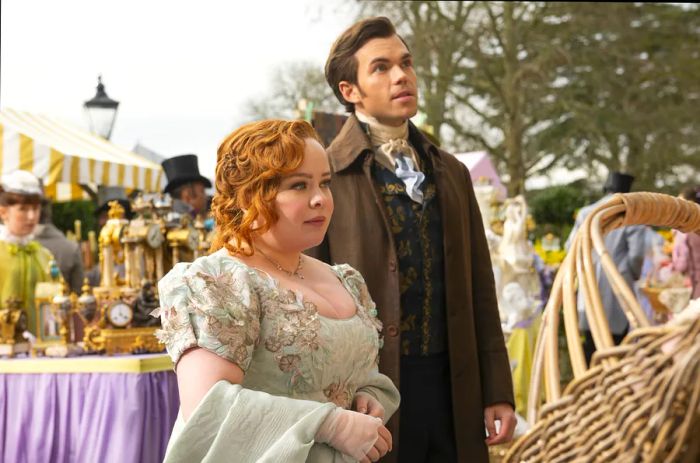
[355,111,425,203]
[379,139,425,203]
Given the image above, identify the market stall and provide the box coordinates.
[0,108,165,200]
[0,109,179,462]
[0,353,178,463]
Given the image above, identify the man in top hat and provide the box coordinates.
[565,171,649,363]
[94,186,133,230]
[161,154,212,217]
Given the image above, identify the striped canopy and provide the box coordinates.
[0,108,165,201]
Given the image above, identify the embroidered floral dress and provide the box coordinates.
[156,248,399,461]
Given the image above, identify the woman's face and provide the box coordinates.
[0,202,41,237]
[259,138,333,252]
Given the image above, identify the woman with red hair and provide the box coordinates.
[155,119,398,462]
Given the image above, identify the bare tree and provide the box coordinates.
[360,1,568,195]
[243,62,343,121]
[359,1,700,194]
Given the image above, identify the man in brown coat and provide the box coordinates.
[308,17,516,462]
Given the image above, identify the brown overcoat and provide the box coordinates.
[308,115,514,462]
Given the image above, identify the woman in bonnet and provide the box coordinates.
[0,170,54,337]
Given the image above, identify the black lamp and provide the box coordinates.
[84,75,119,140]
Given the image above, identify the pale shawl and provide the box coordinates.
[164,381,337,463]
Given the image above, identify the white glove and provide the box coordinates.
[315,407,382,460]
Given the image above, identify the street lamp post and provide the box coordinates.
[84,76,119,140]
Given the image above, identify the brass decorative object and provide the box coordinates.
[32,279,84,357]
[93,327,163,356]
[166,220,198,266]
[31,193,209,357]
[87,198,159,354]
[0,297,29,357]
[98,201,128,288]
[122,195,166,287]
[82,285,164,355]
[193,215,212,259]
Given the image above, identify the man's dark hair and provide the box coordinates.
[325,17,408,112]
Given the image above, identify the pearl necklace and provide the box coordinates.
[257,248,304,280]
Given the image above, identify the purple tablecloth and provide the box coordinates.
[0,370,179,463]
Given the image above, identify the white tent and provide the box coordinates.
[453,151,507,199]
[0,108,165,200]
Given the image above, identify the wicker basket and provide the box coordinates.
[639,285,672,320]
[505,193,700,462]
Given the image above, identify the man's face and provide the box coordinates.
[340,35,418,127]
[183,182,207,215]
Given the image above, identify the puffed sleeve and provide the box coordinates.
[154,255,261,371]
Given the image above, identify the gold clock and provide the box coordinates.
[107,301,133,328]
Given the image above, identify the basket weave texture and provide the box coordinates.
[508,193,700,462]
[505,305,700,462]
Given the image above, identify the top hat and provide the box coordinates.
[604,171,635,194]
[161,154,212,195]
[95,185,132,219]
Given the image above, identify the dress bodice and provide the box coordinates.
[156,248,386,408]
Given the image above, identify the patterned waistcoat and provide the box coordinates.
[372,149,447,356]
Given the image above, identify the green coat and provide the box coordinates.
[0,239,54,336]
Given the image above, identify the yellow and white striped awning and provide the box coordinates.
[0,108,165,201]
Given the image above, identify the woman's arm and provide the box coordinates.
[177,347,244,421]
[177,347,385,462]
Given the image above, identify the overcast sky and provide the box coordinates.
[1,0,352,183]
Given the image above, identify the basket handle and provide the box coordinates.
[528,192,700,424]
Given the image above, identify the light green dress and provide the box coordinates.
[0,239,54,336]
[155,248,400,462]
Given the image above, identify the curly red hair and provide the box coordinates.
[210,119,321,256]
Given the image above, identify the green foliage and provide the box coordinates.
[527,181,595,239]
[51,200,97,241]
[552,3,700,192]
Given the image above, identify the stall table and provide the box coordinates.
[0,354,179,463]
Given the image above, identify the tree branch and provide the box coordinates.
[484,2,507,53]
